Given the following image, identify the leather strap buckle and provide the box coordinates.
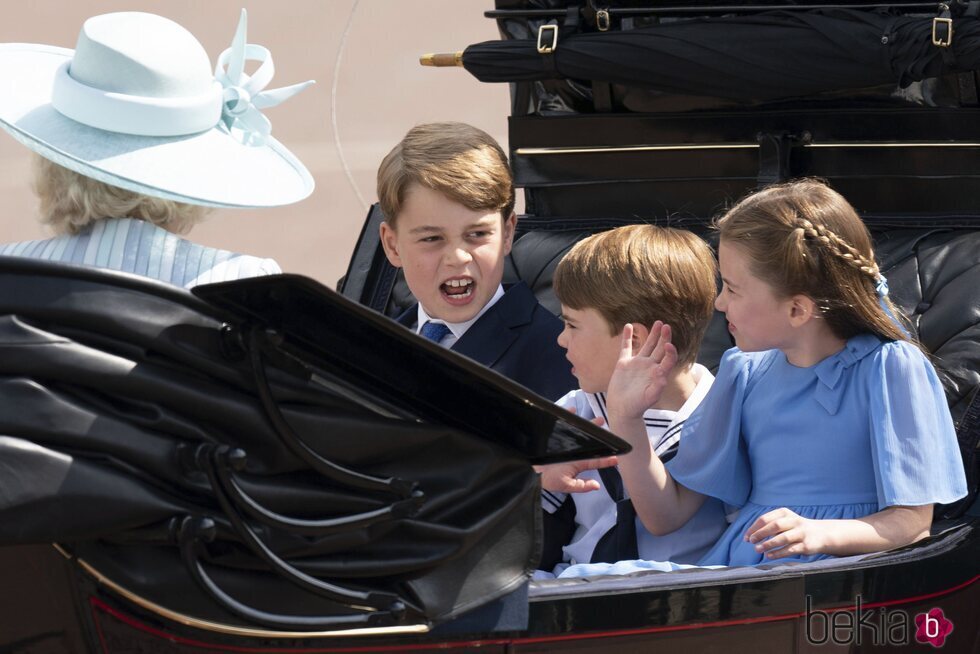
[537,24,559,54]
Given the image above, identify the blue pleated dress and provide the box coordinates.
[558,334,967,577]
[670,333,967,566]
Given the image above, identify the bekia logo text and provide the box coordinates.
[806,596,954,648]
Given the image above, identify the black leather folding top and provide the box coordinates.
[0,258,625,631]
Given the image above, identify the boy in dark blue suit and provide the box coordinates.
[377,122,575,401]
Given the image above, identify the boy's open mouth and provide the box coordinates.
[441,278,474,303]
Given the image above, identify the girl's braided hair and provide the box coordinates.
[797,218,881,281]
[715,179,912,344]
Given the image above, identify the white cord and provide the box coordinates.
[331,0,368,210]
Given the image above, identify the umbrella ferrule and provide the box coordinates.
[419,52,464,68]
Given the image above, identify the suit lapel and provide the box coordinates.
[452,284,534,368]
[395,305,417,329]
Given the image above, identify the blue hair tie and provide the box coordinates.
[875,275,889,298]
[875,274,910,337]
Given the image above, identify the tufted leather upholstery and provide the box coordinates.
[385,224,980,412]
[509,226,979,410]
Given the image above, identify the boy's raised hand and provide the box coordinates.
[605,321,678,421]
[535,457,619,493]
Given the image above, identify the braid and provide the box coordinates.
[717,179,914,346]
[797,218,880,282]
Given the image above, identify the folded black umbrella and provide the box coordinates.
[0,258,627,632]
[444,10,980,102]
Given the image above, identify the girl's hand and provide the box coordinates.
[744,508,832,560]
[535,457,619,493]
[605,321,678,421]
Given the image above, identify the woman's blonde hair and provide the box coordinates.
[716,179,910,343]
[554,224,717,367]
[376,122,515,229]
[32,155,209,235]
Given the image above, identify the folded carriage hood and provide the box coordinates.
[0,257,626,631]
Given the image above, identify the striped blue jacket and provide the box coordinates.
[0,218,280,288]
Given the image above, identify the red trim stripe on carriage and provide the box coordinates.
[89,574,980,653]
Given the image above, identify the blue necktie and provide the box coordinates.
[420,321,451,344]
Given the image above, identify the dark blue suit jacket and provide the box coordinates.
[399,282,575,632]
[397,282,576,402]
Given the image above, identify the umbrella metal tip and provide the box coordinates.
[419,51,464,68]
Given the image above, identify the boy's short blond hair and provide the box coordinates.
[32,155,210,236]
[376,122,515,228]
[554,225,717,367]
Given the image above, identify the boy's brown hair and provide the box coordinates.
[554,225,717,367]
[376,122,515,228]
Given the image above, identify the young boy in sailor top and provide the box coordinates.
[536,225,729,577]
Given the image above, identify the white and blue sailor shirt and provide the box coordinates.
[538,364,728,577]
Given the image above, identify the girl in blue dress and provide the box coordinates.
[597,179,967,568]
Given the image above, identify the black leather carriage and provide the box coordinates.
[344,116,980,524]
[3,1,980,652]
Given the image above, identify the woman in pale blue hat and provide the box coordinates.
[0,10,314,287]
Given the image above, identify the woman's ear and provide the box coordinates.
[788,295,818,327]
[629,322,650,354]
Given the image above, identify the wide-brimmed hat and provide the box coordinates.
[0,10,315,208]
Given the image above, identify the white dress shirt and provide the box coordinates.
[414,284,505,348]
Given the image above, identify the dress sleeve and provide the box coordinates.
[868,341,968,507]
[665,348,761,508]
